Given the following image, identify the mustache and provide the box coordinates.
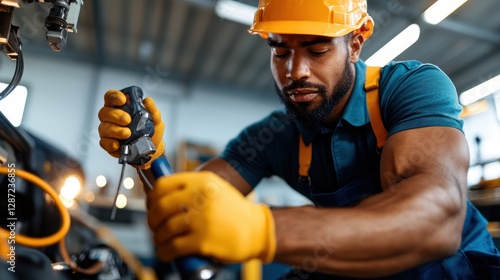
[282,80,327,95]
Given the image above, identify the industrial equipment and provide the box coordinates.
[0,1,156,279]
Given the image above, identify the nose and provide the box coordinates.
[286,53,310,81]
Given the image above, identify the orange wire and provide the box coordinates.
[0,167,70,246]
[0,167,104,274]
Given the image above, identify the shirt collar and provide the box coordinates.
[341,60,370,127]
[296,60,370,145]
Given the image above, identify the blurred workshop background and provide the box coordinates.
[1,0,500,279]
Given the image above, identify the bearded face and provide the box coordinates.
[275,56,354,127]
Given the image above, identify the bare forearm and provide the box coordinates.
[272,182,465,277]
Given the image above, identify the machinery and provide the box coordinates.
[0,1,156,279]
[0,2,218,278]
[1,0,82,101]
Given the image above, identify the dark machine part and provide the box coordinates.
[26,0,83,51]
[0,1,23,101]
[0,110,81,252]
[0,1,21,60]
[0,111,45,242]
[52,242,135,280]
[0,113,139,280]
[0,0,82,100]
[43,0,71,51]
[0,0,83,54]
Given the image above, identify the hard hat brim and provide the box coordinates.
[249,21,359,39]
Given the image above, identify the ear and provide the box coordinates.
[349,32,365,63]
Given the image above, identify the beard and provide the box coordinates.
[274,57,354,128]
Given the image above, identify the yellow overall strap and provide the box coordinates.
[365,66,387,149]
[298,66,386,179]
[298,134,312,178]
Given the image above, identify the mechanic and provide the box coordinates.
[97,0,500,278]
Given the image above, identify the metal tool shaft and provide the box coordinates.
[110,161,127,220]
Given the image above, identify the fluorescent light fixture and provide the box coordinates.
[459,74,500,106]
[215,0,256,26]
[0,83,28,127]
[422,0,467,25]
[365,24,420,66]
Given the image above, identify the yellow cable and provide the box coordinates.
[0,167,70,247]
[0,166,104,275]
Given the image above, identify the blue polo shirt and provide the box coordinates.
[221,59,463,204]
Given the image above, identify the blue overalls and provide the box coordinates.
[281,66,500,279]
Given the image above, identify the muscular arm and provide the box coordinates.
[270,126,469,277]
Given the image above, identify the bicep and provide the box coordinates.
[197,157,254,196]
[379,126,469,198]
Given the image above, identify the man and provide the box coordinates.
[98,0,500,278]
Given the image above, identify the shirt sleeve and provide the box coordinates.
[380,61,464,136]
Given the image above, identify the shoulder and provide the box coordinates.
[380,60,453,88]
[377,60,463,135]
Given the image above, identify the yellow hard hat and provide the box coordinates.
[248,0,374,40]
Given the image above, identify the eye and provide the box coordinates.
[309,48,329,56]
[271,47,289,58]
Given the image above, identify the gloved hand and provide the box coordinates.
[146,171,276,264]
[98,89,165,169]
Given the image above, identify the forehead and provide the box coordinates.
[267,33,341,46]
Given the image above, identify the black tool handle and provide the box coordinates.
[117,86,155,146]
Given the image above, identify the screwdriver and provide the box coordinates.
[112,86,219,280]
[111,86,156,220]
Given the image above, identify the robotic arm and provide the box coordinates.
[28,0,84,51]
[1,0,83,54]
[0,0,83,100]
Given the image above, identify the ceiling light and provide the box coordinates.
[123,177,134,189]
[422,0,468,25]
[365,24,420,66]
[96,175,107,188]
[0,83,28,127]
[459,74,500,106]
[116,194,128,209]
[215,0,255,26]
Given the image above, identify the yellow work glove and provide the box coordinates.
[146,171,276,264]
[98,89,165,169]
